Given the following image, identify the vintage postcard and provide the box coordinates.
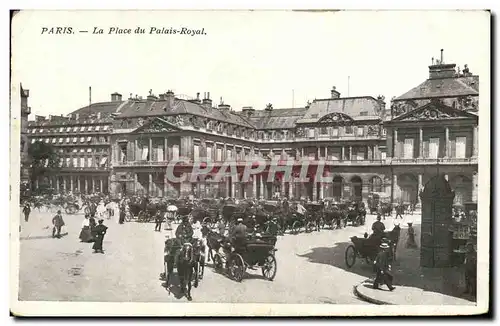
[9,10,490,316]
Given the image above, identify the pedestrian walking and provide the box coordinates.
[119,204,126,224]
[92,219,108,253]
[463,243,477,296]
[373,243,396,291]
[217,217,226,236]
[22,202,31,222]
[52,210,65,238]
[405,221,418,248]
[154,211,163,232]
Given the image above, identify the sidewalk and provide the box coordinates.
[354,279,475,305]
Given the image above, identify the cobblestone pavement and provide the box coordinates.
[17,209,421,304]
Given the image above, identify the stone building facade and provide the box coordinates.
[20,84,31,184]
[25,52,479,205]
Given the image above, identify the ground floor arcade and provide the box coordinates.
[32,173,110,194]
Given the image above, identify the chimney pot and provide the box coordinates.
[242,106,255,116]
[440,49,444,63]
[330,87,341,99]
[111,92,122,102]
[207,92,210,100]
[196,92,200,100]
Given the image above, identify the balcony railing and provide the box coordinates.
[391,157,478,165]
[56,166,110,171]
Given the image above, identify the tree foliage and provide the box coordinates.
[27,141,61,187]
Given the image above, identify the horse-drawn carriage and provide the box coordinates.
[213,234,278,282]
[305,202,323,232]
[344,224,401,268]
[161,236,205,301]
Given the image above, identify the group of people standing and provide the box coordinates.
[79,213,108,253]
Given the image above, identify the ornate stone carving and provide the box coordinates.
[295,127,306,137]
[391,100,419,118]
[317,112,354,124]
[367,124,380,136]
[401,107,460,121]
[137,118,180,133]
[455,95,478,111]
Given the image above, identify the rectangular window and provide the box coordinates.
[59,127,64,132]
[80,157,85,167]
[66,127,71,132]
[455,136,466,158]
[86,148,92,153]
[44,138,50,143]
[206,146,212,160]
[31,139,36,144]
[428,138,439,159]
[332,128,339,137]
[345,126,353,134]
[58,138,63,143]
[72,137,77,143]
[193,144,200,161]
[72,127,78,132]
[88,157,93,167]
[404,138,414,159]
[227,149,232,159]
[141,147,149,161]
[172,145,180,160]
[381,152,387,160]
[66,157,71,167]
[357,127,364,136]
[80,126,85,132]
[86,136,92,142]
[216,148,222,161]
[73,158,78,167]
[100,157,108,167]
[95,126,101,131]
[80,137,85,143]
[51,138,57,144]
[320,127,328,135]
[157,145,164,162]
[103,125,109,131]
[308,128,315,138]
[357,147,366,160]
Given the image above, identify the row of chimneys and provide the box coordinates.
[429,49,473,79]
[35,112,103,123]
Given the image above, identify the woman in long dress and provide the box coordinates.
[79,215,93,242]
[405,221,418,248]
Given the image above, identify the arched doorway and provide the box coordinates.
[398,174,418,204]
[449,175,472,205]
[332,176,344,201]
[370,176,384,192]
[350,176,363,201]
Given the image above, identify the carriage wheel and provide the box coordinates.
[138,212,147,223]
[228,254,246,282]
[261,254,277,281]
[213,254,223,272]
[291,221,301,234]
[318,218,325,230]
[65,205,76,215]
[345,245,357,268]
[305,221,314,233]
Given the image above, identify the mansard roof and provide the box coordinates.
[392,100,479,122]
[246,107,308,130]
[394,76,479,101]
[115,98,254,128]
[296,97,384,124]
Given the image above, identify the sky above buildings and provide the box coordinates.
[12,10,489,118]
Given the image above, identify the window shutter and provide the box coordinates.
[424,141,429,158]
[450,139,456,158]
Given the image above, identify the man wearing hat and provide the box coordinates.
[405,221,417,248]
[371,214,386,239]
[52,210,65,238]
[175,215,194,244]
[373,242,395,291]
[92,219,108,253]
[231,217,247,253]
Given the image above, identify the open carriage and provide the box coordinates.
[345,225,401,268]
[213,235,278,282]
[305,203,323,231]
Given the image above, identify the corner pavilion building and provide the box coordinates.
[26,52,478,205]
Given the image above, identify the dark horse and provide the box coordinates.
[384,224,401,261]
[203,228,225,263]
[164,241,195,301]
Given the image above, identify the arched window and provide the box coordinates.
[370,176,384,192]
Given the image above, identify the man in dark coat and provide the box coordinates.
[22,202,31,222]
[464,243,477,296]
[175,215,194,243]
[92,219,108,253]
[371,214,386,237]
[154,211,164,232]
[373,243,395,291]
[119,204,126,224]
[52,210,65,238]
[231,218,248,252]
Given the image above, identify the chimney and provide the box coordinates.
[146,89,157,102]
[377,95,386,104]
[202,91,212,108]
[35,115,46,123]
[166,90,175,108]
[242,106,255,116]
[196,92,201,103]
[330,86,341,99]
[111,92,122,102]
[428,49,456,79]
[158,93,166,101]
[265,103,273,111]
[219,103,231,112]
